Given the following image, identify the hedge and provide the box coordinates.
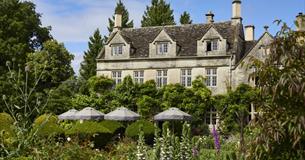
[33,114,63,137]
[99,120,123,133]
[125,120,154,143]
[65,121,111,135]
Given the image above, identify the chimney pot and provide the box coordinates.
[206,11,214,24]
[264,25,269,32]
[231,0,242,25]
[245,25,255,41]
[296,12,305,31]
[114,13,122,32]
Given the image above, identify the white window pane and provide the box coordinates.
[187,77,192,86]
[187,69,191,75]
[163,78,167,86]
[206,69,211,75]
[212,68,217,75]
[212,76,217,86]
[164,43,168,53]
[182,70,185,76]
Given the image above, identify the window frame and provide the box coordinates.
[206,68,217,87]
[112,71,122,85]
[181,69,192,87]
[156,70,167,87]
[205,107,217,125]
[134,70,144,84]
[157,42,169,55]
[111,44,123,55]
[206,39,218,52]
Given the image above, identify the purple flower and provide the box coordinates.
[212,125,221,153]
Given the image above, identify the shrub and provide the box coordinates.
[102,137,137,159]
[0,112,14,135]
[65,121,111,135]
[99,120,123,133]
[125,120,154,144]
[65,121,112,148]
[33,114,63,137]
[199,149,236,160]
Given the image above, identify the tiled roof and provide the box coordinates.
[98,21,242,59]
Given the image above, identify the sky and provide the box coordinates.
[30,0,305,75]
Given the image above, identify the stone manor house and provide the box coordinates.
[96,0,304,128]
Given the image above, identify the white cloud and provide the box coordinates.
[71,52,84,75]
[32,0,148,42]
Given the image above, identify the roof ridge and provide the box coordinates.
[121,21,232,31]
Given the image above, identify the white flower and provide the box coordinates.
[67,137,71,142]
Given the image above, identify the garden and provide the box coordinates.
[1,0,305,159]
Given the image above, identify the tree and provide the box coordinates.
[80,29,104,80]
[107,0,134,33]
[180,11,192,25]
[181,76,212,124]
[0,0,51,73]
[248,22,305,159]
[161,84,185,110]
[114,75,139,111]
[46,78,82,115]
[217,84,258,156]
[141,0,175,27]
[27,40,74,90]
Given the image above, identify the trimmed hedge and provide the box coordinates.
[65,121,111,135]
[99,120,123,133]
[125,120,154,143]
[33,114,63,137]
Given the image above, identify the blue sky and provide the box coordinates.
[31,0,304,74]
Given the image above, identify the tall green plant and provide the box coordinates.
[0,64,50,158]
[152,123,161,160]
[180,123,192,160]
[136,124,147,160]
[141,0,175,27]
[248,21,305,159]
[159,122,174,159]
[180,11,192,24]
[80,29,104,80]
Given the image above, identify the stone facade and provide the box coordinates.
[96,0,277,128]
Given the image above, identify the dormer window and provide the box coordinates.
[157,42,169,55]
[206,40,218,51]
[112,44,123,55]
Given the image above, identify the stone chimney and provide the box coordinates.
[113,12,122,32]
[245,25,255,41]
[296,12,305,31]
[231,0,242,25]
[206,11,214,24]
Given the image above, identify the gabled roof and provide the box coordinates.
[98,21,240,59]
[235,31,274,67]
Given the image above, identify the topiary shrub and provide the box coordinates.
[0,112,14,135]
[125,120,154,144]
[65,121,112,148]
[65,121,111,135]
[33,114,63,137]
[99,120,123,133]
[0,112,15,148]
